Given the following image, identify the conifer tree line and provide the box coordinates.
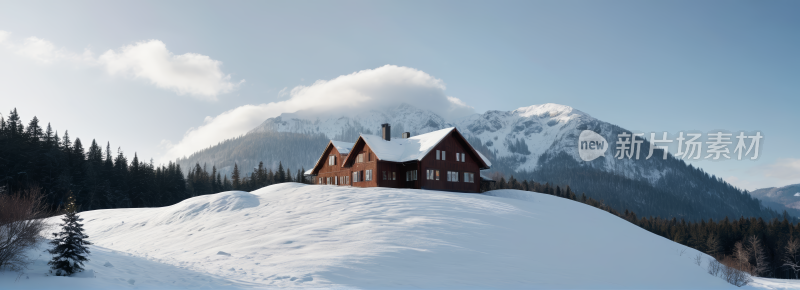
[176,130,330,182]
[490,175,800,279]
[510,151,785,222]
[185,161,308,195]
[0,108,307,211]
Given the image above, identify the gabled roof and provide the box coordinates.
[345,127,491,169]
[331,141,354,155]
[308,140,355,176]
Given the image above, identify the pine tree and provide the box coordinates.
[26,116,43,140]
[7,108,24,137]
[61,130,72,152]
[48,194,92,276]
[223,174,232,190]
[277,162,285,183]
[232,163,241,190]
[285,167,293,183]
[296,168,304,184]
[211,165,218,192]
[41,122,51,142]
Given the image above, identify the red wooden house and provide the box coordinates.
[305,124,491,193]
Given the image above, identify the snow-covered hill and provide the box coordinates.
[2,183,779,289]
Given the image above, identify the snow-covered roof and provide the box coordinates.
[308,140,357,175]
[480,173,495,182]
[475,150,492,167]
[358,127,491,168]
[331,141,354,155]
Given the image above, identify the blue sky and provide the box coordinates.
[0,1,798,190]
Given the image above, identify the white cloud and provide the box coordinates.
[98,40,242,100]
[158,65,474,163]
[0,33,92,64]
[277,87,290,98]
[16,37,69,63]
[0,31,241,99]
[0,30,9,43]
[725,158,800,191]
[763,158,800,181]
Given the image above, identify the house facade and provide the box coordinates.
[306,124,491,193]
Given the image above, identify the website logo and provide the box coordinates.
[578,130,608,161]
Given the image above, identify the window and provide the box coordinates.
[357,153,364,163]
[353,171,359,183]
[442,151,446,161]
[407,170,417,181]
[392,172,396,180]
[447,171,459,182]
[461,153,466,162]
[464,172,474,183]
[335,176,338,185]
[326,177,330,184]
[318,177,322,184]
[328,155,335,166]
[426,169,434,180]
[436,150,440,160]
[456,153,460,162]
[366,170,372,181]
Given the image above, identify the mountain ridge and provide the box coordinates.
[175,102,784,221]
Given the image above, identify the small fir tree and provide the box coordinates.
[48,194,91,276]
[277,162,285,183]
[232,163,241,190]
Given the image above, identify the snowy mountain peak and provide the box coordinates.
[511,103,591,121]
[247,103,452,142]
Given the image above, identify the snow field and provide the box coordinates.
[3,183,789,289]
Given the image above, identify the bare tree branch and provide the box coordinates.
[0,186,50,271]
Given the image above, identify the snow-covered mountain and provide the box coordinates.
[247,103,665,183]
[751,184,800,208]
[177,103,780,221]
[3,184,753,289]
[248,103,452,142]
[750,183,800,216]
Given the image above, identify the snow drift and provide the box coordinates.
[2,183,763,289]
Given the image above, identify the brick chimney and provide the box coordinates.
[381,124,391,141]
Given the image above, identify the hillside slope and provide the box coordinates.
[2,184,756,289]
[750,184,800,215]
